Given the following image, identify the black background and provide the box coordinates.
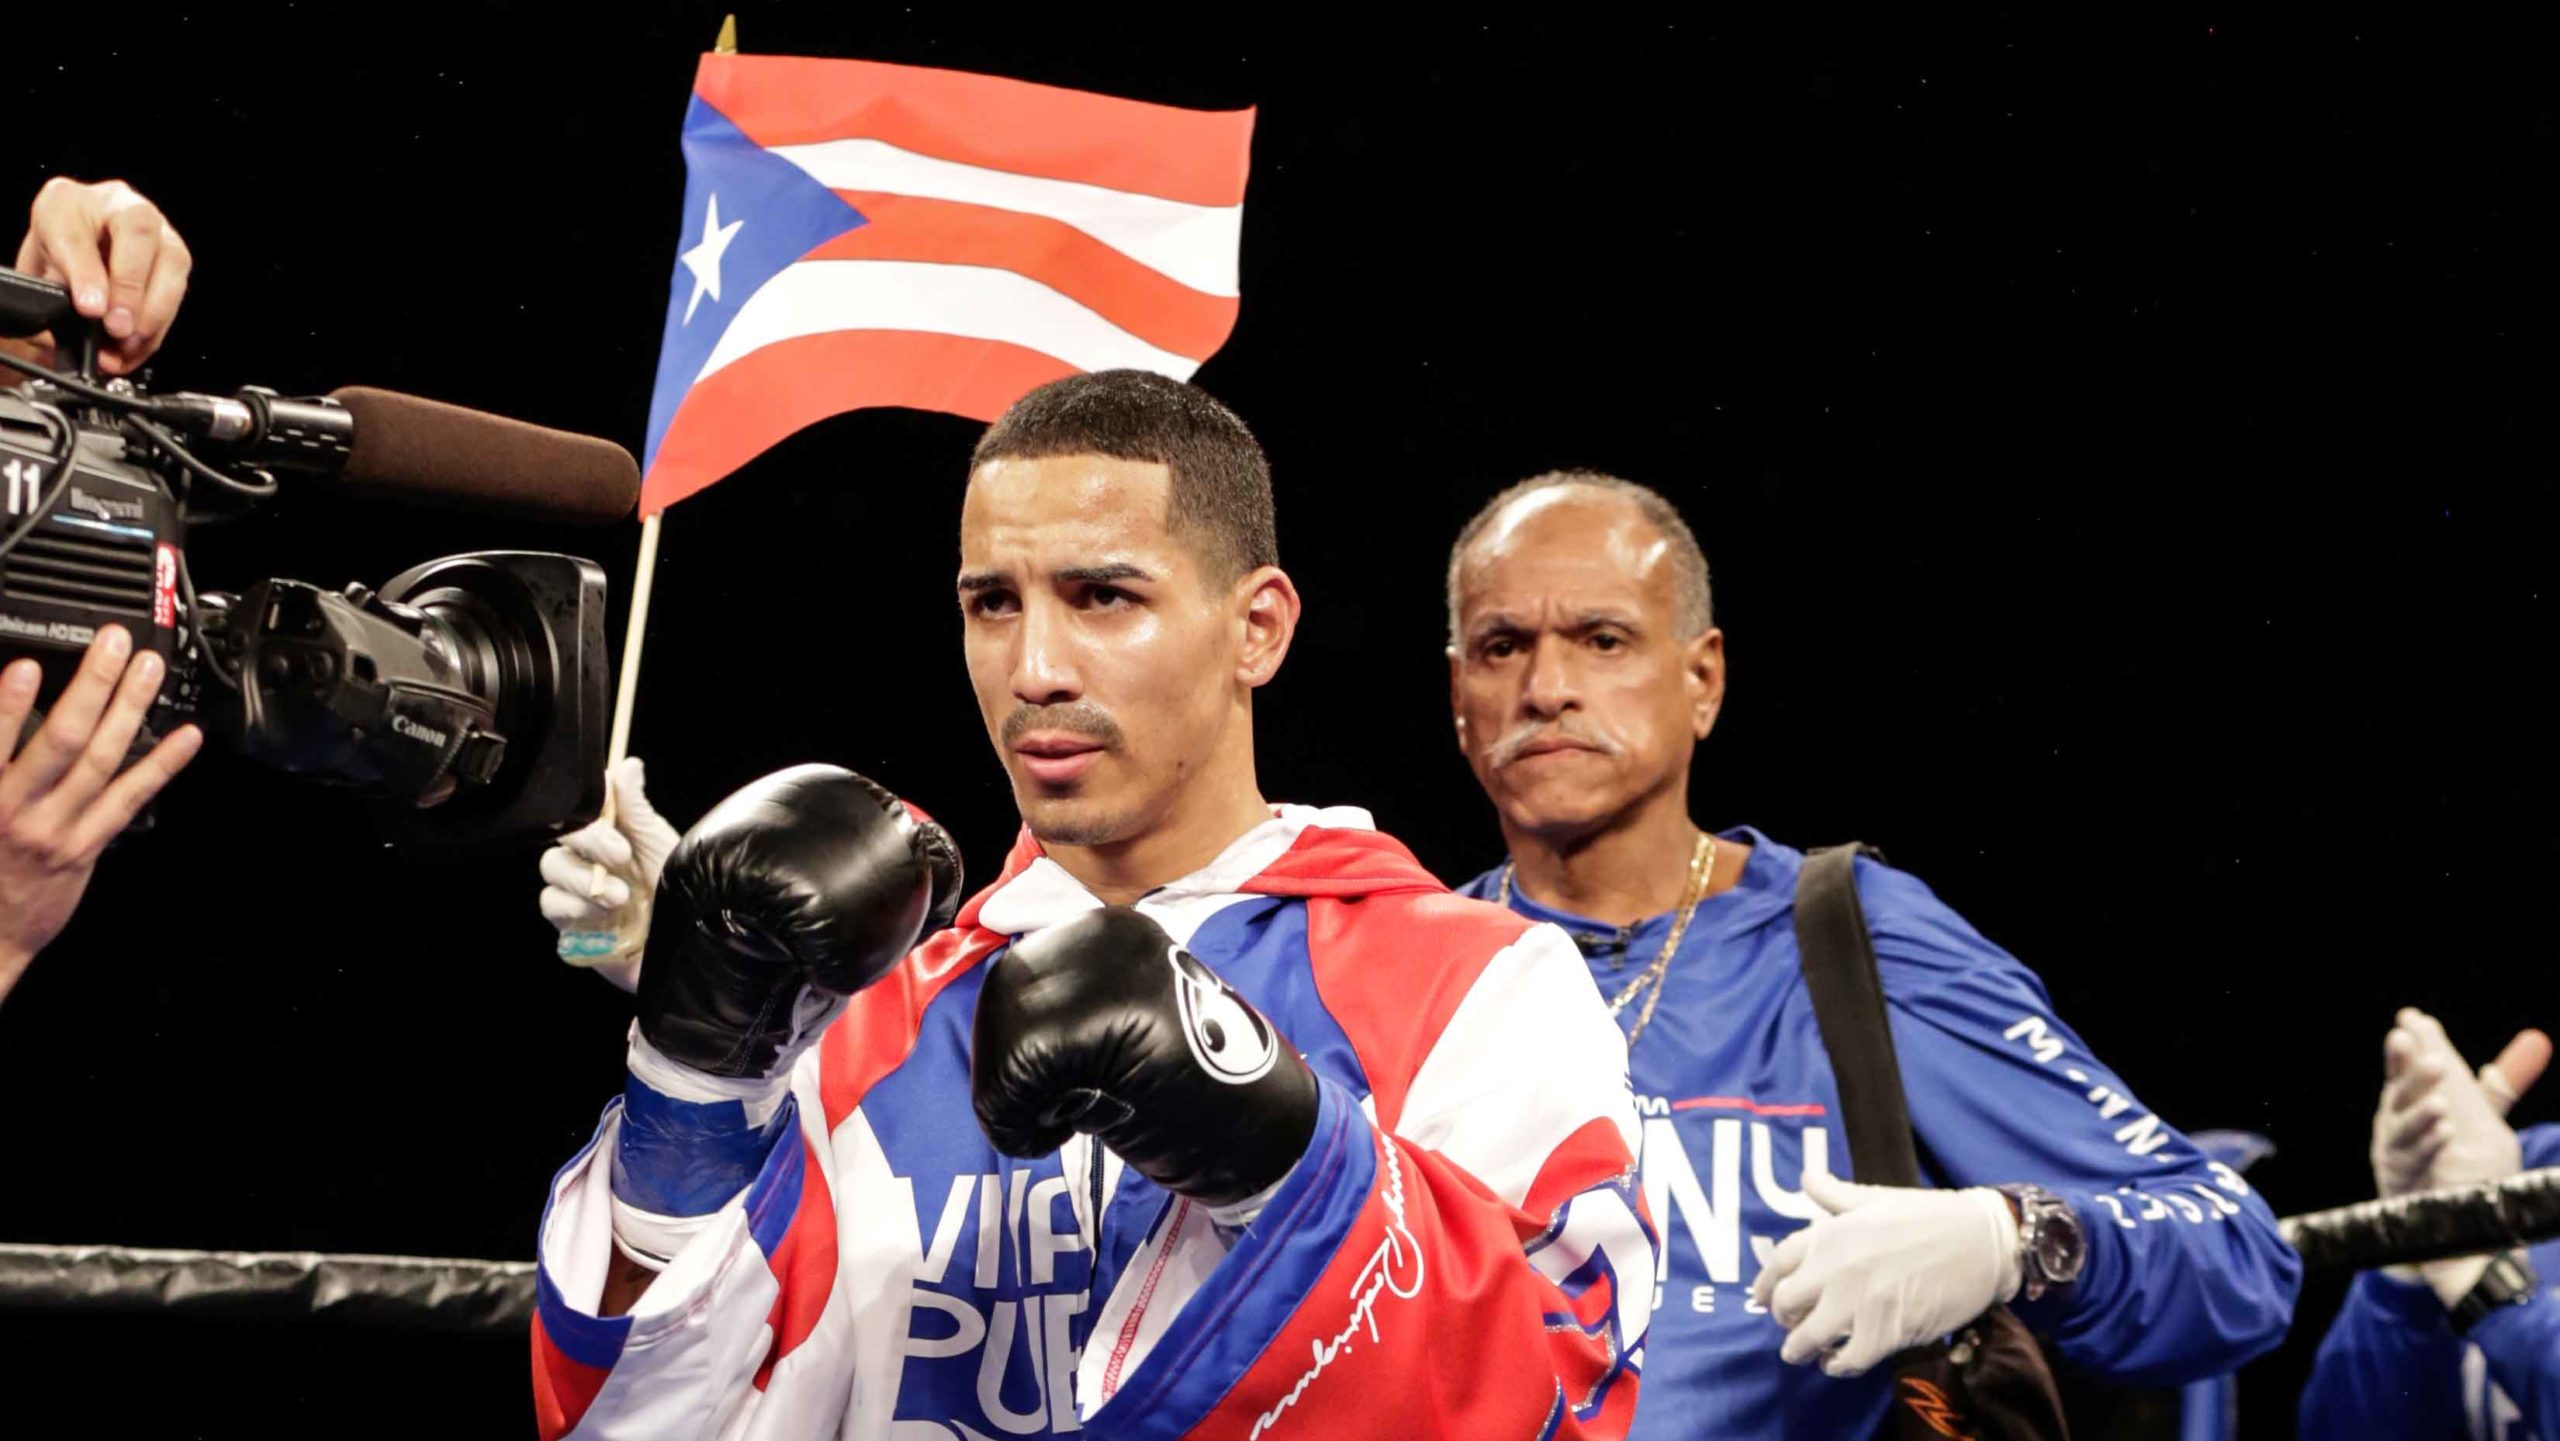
[3,8,2554,1437]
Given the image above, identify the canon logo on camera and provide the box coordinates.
[390,714,450,748]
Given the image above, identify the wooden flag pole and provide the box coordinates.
[597,510,663,824]
[570,14,737,964]
[599,8,736,826]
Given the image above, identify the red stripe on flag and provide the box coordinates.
[696,54,1253,207]
[810,192,1239,362]
[531,1317,612,1440]
[642,331,1078,514]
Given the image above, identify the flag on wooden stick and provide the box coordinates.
[640,53,1257,515]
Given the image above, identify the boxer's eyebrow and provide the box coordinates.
[1055,563,1152,586]
[956,571,1011,593]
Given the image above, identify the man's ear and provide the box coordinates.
[1687,627,1727,740]
[1448,647,1469,754]
[1234,565,1301,689]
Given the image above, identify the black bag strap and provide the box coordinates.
[1793,844,1924,1188]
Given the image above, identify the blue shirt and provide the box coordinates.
[2300,1124,2560,1441]
[1460,828,2301,1439]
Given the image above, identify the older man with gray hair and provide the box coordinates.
[1441,469,2300,1438]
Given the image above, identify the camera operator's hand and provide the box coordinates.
[540,757,680,992]
[0,627,202,1005]
[9,177,191,377]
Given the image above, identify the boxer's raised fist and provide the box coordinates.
[638,764,961,1079]
[971,907,1316,1208]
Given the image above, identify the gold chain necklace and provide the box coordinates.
[1499,830,1717,1050]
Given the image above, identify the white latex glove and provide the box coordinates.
[1750,1170,2022,1379]
[2372,1009,2548,1197]
[539,757,682,992]
[2368,1008,2550,1304]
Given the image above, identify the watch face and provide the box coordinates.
[2025,1193,2086,1285]
[2038,1216,2087,1284]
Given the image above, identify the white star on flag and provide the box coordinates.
[679,192,745,325]
[638,54,1255,517]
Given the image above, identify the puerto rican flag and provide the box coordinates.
[639,53,1256,515]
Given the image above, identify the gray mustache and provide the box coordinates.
[1489,721,1623,768]
[1002,701,1126,751]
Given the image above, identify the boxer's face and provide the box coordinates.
[959,454,1251,848]
[1449,488,1722,844]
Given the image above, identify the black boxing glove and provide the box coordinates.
[612,765,961,1267]
[971,907,1317,1209]
[638,764,963,1079]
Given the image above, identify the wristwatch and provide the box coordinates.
[1995,1183,2087,1301]
[2452,1250,2540,1335]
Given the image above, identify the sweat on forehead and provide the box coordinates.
[1446,471,1714,646]
[956,455,1171,580]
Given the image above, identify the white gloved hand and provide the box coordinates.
[539,757,682,992]
[1750,1170,2022,1379]
[2372,1009,2548,1197]
[2367,1008,2550,1304]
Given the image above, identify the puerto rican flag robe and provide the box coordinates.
[531,806,1656,1439]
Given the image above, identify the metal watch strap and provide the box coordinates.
[2453,1249,2540,1335]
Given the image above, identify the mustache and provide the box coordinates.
[1489,719,1624,769]
[1000,701,1126,751]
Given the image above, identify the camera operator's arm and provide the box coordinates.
[0,627,202,1006]
[5,177,190,377]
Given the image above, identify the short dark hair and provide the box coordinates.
[1446,471,1714,646]
[971,370,1277,582]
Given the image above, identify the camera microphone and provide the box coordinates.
[327,387,639,524]
[149,385,640,524]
